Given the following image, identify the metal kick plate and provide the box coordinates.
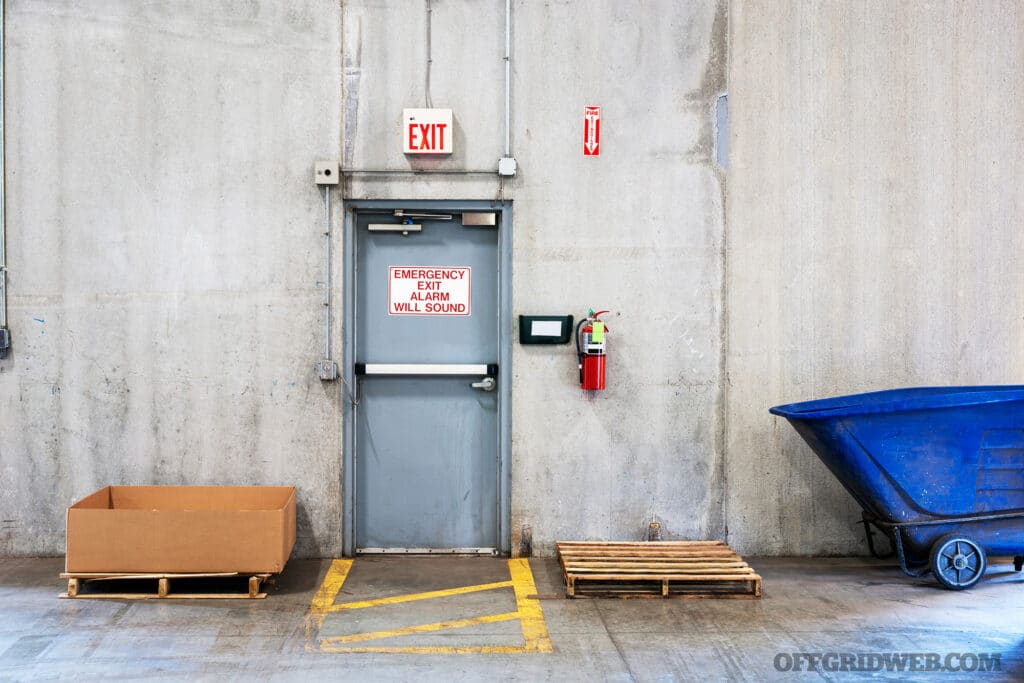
[357,547,499,555]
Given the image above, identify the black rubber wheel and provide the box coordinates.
[930,535,986,590]
[1014,555,1023,572]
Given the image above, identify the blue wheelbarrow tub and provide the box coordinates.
[770,386,1024,561]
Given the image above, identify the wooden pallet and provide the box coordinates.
[557,540,762,599]
[59,572,272,599]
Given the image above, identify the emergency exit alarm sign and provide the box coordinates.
[389,266,470,316]
[403,108,453,154]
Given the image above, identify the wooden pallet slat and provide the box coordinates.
[565,566,755,574]
[558,552,743,560]
[59,572,273,600]
[558,548,742,556]
[559,542,732,548]
[557,540,762,599]
[562,561,751,569]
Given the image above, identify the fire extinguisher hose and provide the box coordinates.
[575,316,587,385]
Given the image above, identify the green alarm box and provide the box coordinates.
[518,315,573,344]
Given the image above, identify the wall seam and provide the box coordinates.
[342,0,350,557]
[717,0,732,545]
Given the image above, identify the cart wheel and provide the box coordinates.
[930,535,986,590]
[1014,556,1023,572]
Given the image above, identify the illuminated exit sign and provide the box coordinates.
[403,108,453,155]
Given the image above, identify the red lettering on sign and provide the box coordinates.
[584,105,601,156]
[389,266,471,316]
[406,123,451,152]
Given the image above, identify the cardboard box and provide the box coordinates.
[65,486,296,574]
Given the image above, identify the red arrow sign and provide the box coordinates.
[584,106,601,156]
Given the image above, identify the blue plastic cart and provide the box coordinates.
[770,386,1024,589]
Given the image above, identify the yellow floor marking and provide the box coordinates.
[327,580,513,611]
[304,559,353,648]
[305,558,553,654]
[320,611,520,645]
[318,644,539,655]
[508,558,554,653]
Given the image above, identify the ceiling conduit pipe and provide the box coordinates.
[0,0,9,359]
[504,0,511,158]
[496,0,515,177]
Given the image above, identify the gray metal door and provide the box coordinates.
[353,209,500,553]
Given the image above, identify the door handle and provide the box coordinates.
[471,376,496,392]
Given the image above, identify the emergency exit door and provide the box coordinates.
[346,202,510,554]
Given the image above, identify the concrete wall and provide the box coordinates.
[342,0,728,554]
[726,0,1024,554]
[1,0,343,556]
[0,0,728,558]
[4,0,1021,559]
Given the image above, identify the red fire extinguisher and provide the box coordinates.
[576,309,609,390]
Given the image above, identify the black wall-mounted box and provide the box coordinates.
[518,315,573,344]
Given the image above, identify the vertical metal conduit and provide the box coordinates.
[323,185,331,360]
[0,0,7,342]
[504,0,511,157]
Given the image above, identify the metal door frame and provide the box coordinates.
[341,199,512,556]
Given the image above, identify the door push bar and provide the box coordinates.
[354,363,499,378]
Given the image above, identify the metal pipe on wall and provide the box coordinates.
[342,168,494,175]
[323,185,331,360]
[425,0,433,109]
[0,0,7,337]
[504,0,511,157]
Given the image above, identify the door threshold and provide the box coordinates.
[357,547,499,556]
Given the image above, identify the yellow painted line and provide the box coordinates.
[304,559,353,649]
[318,644,537,654]
[319,611,520,645]
[309,559,353,614]
[305,557,554,655]
[508,558,554,653]
[328,580,514,611]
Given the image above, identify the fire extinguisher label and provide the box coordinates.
[388,266,471,316]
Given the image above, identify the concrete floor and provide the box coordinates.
[1,556,1022,681]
